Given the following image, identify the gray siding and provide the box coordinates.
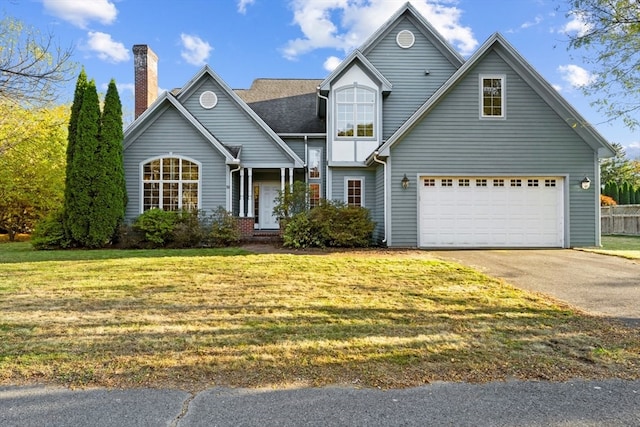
[123,106,227,222]
[388,50,598,247]
[373,164,385,244]
[330,168,378,242]
[364,16,460,140]
[180,78,293,165]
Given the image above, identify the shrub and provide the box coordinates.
[282,200,375,248]
[208,207,240,247]
[31,210,72,250]
[600,194,617,206]
[133,209,177,247]
[113,223,147,249]
[168,209,205,248]
[272,181,310,221]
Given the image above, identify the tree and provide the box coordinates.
[63,69,87,224]
[0,15,75,106]
[565,0,640,130]
[600,143,640,188]
[0,16,75,156]
[98,79,127,239]
[64,79,103,247]
[0,105,68,240]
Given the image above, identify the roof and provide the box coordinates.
[235,79,325,134]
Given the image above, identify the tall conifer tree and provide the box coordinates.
[98,79,127,240]
[65,79,102,247]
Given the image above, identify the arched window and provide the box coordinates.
[336,85,375,138]
[141,156,200,211]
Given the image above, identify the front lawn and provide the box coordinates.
[0,242,638,390]
[584,235,640,259]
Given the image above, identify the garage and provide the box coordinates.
[418,176,564,248]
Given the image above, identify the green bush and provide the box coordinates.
[208,207,240,247]
[133,209,177,247]
[168,209,205,248]
[272,181,310,221]
[282,200,375,248]
[31,210,72,250]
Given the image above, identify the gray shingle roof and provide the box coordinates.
[235,79,325,134]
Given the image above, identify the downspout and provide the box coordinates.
[372,151,388,244]
[317,87,330,198]
[304,134,308,185]
[229,162,241,214]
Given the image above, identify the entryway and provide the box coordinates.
[256,182,280,230]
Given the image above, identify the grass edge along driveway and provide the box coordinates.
[0,242,638,391]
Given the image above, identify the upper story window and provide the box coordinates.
[141,156,200,212]
[336,85,375,138]
[480,75,505,118]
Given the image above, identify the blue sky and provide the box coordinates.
[5,0,638,157]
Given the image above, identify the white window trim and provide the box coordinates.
[139,155,202,213]
[479,74,506,119]
[334,84,377,140]
[344,176,365,207]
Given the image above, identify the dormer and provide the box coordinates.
[320,51,392,164]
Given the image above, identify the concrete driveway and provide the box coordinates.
[431,249,640,327]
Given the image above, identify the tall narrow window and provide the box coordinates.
[309,183,321,209]
[142,157,200,212]
[308,148,322,179]
[336,86,375,138]
[480,75,505,118]
[346,178,364,207]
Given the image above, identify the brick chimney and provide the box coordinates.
[133,45,158,119]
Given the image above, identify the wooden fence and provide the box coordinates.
[601,205,640,235]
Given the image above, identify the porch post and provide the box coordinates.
[239,168,245,217]
[289,167,293,189]
[280,167,285,192]
[247,168,253,219]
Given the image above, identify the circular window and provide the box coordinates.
[396,30,415,49]
[199,91,218,109]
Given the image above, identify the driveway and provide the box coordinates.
[431,249,640,326]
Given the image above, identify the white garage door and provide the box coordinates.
[419,176,564,248]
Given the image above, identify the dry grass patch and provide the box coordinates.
[0,242,638,391]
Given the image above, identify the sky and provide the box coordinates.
[4,0,638,158]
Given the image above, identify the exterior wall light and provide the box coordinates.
[581,176,591,190]
[401,174,410,189]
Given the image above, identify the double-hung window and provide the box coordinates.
[346,178,364,207]
[336,86,375,138]
[142,156,200,212]
[480,75,505,118]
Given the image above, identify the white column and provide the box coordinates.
[280,167,285,192]
[239,168,245,217]
[247,167,253,218]
[289,167,293,189]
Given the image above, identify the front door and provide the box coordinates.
[259,182,280,229]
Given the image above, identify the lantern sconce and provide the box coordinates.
[401,174,410,189]
[581,176,591,190]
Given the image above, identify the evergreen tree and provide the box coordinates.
[65,79,102,247]
[610,181,619,203]
[636,188,640,205]
[630,185,637,204]
[620,181,631,205]
[63,68,87,239]
[98,79,127,241]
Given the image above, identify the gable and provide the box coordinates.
[364,15,462,139]
[178,75,300,166]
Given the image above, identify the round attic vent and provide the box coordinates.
[396,30,415,49]
[199,91,218,109]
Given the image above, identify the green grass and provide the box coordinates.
[0,241,638,391]
[583,235,640,259]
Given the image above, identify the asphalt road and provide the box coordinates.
[431,249,640,326]
[2,380,639,426]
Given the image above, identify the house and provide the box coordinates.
[123,2,614,248]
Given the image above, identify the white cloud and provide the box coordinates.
[323,55,342,72]
[180,34,213,66]
[558,64,595,88]
[552,83,562,92]
[43,0,117,29]
[237,0,255,14]
[281,0,477,60]
[561,11,591,37]
[520,15,543,29]
[86,31,129,63]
